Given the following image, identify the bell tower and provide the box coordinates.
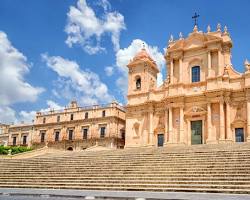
[127,47,159,98]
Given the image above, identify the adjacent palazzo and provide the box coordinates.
[125,24,250,148]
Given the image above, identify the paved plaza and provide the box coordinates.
[0,188,250,200]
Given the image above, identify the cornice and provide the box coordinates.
[34,116,125,128]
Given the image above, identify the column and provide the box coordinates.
[18,132,21,146]
[75,124,81,140]
[179,106,184,144]
[207,103,212,142]
[187,120,191,145]
[168,107,173,143]
[148,111,154,145]
[179,57,183,82]
[218,50,223,76]
[247,100,250,141]
[226,101,232,141]
[170,59,174,84]
[219,100,225,141]
[208,51,211,77]
[164,108,168,144]
[61,126,67,140]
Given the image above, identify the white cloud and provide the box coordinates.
[18,100,64,124]
[157,73,163,86]
[115,39,165,97]
[46,100,64,111]
[104,66,114,76]
[65,0,126,54]
[0,106,16,124]
[42,53,113,105]
[0,31,44,107]
[19,110,36,123]
[96,0,111,12]
[0,31,44,124]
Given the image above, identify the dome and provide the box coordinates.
[133,48,154,62]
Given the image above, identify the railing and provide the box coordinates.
[37,102,126,116]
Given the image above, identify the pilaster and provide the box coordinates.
[164,107,168,145]
[170,59,174,84]
[208,51,211,77]
[225,98,233,142]
[168,107,173,144]
[246,97,250,142]
[179,106,185,144]
[219,98,226,142]
[206,102,216,144]
[148,107,154,145]
[179,57,183,83]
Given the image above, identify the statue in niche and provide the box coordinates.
[236,106,242,119]
[157,115,165,129]
[133,122,140,137]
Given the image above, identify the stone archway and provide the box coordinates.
[67,147,73,151]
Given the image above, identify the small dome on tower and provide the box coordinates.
[133,48,154,62]
[127,45,159,73]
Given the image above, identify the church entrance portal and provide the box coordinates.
[191,120,202,145]
[235,128,244,142]
[157,134,164,147]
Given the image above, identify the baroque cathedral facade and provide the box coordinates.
[125,24,250,148]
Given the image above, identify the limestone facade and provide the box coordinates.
[33,101,126,150]
[0,124,10,146]
[125,25,250,148]
[0,101,125,150]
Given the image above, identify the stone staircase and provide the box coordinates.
[1,143,250,193]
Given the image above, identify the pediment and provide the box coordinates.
[231,119,246,128]
[185,106,206,116]
[184,36,205,50]
[168,32,222,52]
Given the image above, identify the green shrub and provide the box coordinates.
[0,145,32,155]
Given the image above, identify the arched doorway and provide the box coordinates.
[67,147,73,151]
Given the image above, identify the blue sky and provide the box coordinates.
[0,0,250,124]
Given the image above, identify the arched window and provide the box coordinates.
[136,77,141,89]
[55,131,60,142]
[192,66,200,82]
[85,112,88,119]
[23,135,27,145]
[102,110,106,117]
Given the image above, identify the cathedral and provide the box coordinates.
[125,24,250,147]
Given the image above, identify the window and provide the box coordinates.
[235,128,244,142]
[13,137,17,146]
[85,112,88,119]
[102,110,106,117]
[136,77,141,89]
[121,131,125,140]
[70,114,74,121]
[43,117,46,124]
[23,135,27,145]
[55,131,60,142]
[100,127,106,138]
[57,116,60,122]
[68,130,73,140]
[83,128,88,139]
[41,132,45,143]
[192,66,200,82]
